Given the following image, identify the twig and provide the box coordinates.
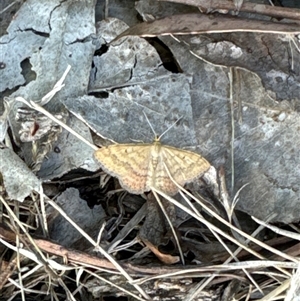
[252,216,300,241]
[152,191,185,265]
[229,67,235,193]
[161,0,300,21]
[0,1,18,14]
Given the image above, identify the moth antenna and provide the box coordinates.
[158,117,183,140]
[143,111,158,138]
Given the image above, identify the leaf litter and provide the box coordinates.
[0,0,300,300]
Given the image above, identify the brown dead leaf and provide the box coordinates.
[112,13,300,42]
[142,238,180,264]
